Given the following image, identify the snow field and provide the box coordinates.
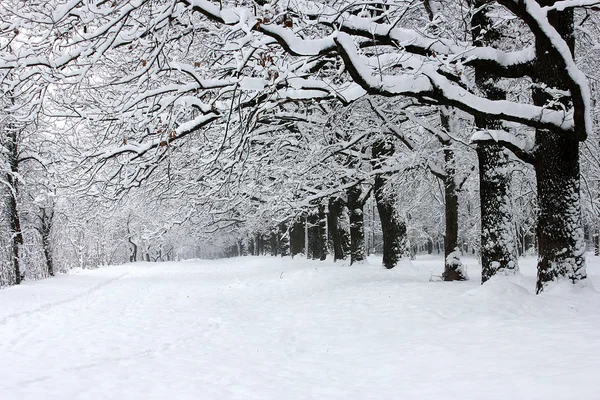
[1,255,600,400]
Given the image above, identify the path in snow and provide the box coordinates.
[1,256,600,400]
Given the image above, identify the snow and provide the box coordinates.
[333,32,575,133]
[520,0,592,138]
[1,255,600,399]
[471,129,535,152]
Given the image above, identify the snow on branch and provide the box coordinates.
[470,129,536,164]
[333,32,575,134]
[498,0,592,139]
[543,0,600,11]
[339,16,535,78]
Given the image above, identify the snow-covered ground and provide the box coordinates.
[1,255,600,400]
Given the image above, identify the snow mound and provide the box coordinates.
[464,273,532,298]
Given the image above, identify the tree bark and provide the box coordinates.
[347,186,366,264]
[439,110,468,281]
[477,144,518,282]
[328,195,351,261]
[278,222,290,257]
[270,229,278,256]
[532,4,587,292]
[318,204,328,260]
[6,125,23,284]
[290,217,305,257]
[371,140,408,269]
[535,131,586,292]
[40,207,54,277]
[307,206,327,260]
[471,0,518,283]
[307,210,318,259]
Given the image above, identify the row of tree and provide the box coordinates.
[1,0,599,293]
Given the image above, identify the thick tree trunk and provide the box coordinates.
[477,144,518,282]
[532,4,587,292]
[290,217,305,257]
[307,206,327,260]
[439,110,468,281]
[328,196,351,261]
[347,186,366,264]
[535,132,586,292]
[471,1,518,283]
[372,140,408,269]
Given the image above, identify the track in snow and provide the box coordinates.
[1,256,600,400]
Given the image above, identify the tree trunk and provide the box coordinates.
[270,229,278,256]
[307,206,327,260]
[439,110,468,281]
[532,4,587,292]
[307,210,319,259]
[328,196,351,261]
[471,1,518,283]
[248,237,255,257]
[535,131,586,292]
[278,222,290,257]
[41,207,54,277]
[6,125,23,285]
[371,140,408,269]
[290,217,305,257]
[477,144,518,282]
[347,186,366,264]
[318,204,328,260]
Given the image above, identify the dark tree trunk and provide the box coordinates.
[328,196,351,261]
[248,237,255,257]
[347,186,366,264]
[371,140,408,269]
[40,207,54,277]
[290,217,305,257]
[128,238,138,262]
[471,1,518,283]
[532,4,586,292]
[254,233,261,256]
[270,229,278,256]
[318,204,328,260]
[307,210,319,259]
[477,144,518,282]
[307,206,327,260]
[6,125,23,284]
[237,239,244,256]
[127,216,138,262]
[278,222,290,257]
[535,131,586,291]
[439,110,468,281]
